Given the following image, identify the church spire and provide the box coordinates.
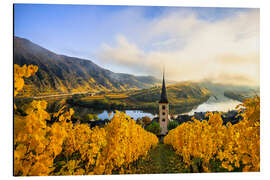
[159,69,169,103]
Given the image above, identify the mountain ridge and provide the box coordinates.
[14,36,160,96]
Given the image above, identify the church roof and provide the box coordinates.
[159,72,169,103]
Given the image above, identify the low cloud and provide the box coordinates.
[97,8,259,86]
[217,53,259,64]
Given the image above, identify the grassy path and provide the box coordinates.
[129,143,189,174]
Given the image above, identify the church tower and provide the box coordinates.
[159,71,170,135]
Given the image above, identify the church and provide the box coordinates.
[159,72,170,135]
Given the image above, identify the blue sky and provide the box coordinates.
[14,4,248,58]
[14,4,259,86]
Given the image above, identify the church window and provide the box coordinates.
[162,112,165,115]
[162,105,166,110]
[162,119,165,122]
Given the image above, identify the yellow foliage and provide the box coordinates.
[14,65,158,175]
[56,111,158,175]
[14,100,55,176]
[164,96,260,172]
[14,64,38,96]
[93,111,158,174]
[105,94,129,99]
[15,107,158,176]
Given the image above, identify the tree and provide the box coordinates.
[81,113,99,123]
[136,117,143,127]
[88,114,98,121]
[142,116,151,127]
[146,122,161,135]
[167,120,179,131]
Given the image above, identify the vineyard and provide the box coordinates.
[164,96,260,172]
[14,64,260,176]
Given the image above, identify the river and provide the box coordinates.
[97,110,155,120]
[186,96,241,115]
[95,96,241,120]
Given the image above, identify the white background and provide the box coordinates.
[1,0,269,179]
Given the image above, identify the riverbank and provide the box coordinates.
[15,93,242,125]
[66,94,210,114]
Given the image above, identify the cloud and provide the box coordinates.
[217,53,259,64]
[203,73,258,87]
[99,35,144,67]
[97,8,259,86]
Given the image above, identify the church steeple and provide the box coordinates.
[159,70,168,103]
[158,68,170,135]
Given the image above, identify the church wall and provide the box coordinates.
[159,103,169,135]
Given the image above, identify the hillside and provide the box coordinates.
[128,82,210,105]
[67,82,211,115]
[224,90,259,102]
[14,36,160,96]
[199,81,259,102]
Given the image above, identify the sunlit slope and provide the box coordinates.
[14,36,160,96]
[128,82,211,104]
[66,82,211,114]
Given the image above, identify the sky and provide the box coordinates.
[14,4,260,86]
